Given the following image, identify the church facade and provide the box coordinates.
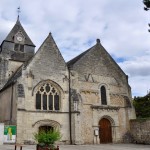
[0,18,136,144]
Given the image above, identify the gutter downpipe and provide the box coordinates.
[68,66,72,144]
[10,82,14,125]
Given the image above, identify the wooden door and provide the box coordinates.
[99,118,112,143]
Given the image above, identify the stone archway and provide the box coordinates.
[99,118,113,143]
[39,125,53,133]
[32,119,61,132]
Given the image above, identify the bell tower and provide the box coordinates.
[0,17,35,89]
[0,17,35,61]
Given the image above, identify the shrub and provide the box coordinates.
[34,129,61,147]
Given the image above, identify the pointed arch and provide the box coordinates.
[33,80,64,95]
[32,119,61,130]
[33,80,64,111]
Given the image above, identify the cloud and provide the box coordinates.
[118,54,150,96]
[129,76,150,96]
[119,54,150,77]
[0,0,149,97]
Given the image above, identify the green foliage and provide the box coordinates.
[143,0,150,8]
[34,129,61,147]
[133,94,150,118]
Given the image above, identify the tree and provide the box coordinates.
[133,93,150,118]
[143,0,150,31]
[143,0,150,11]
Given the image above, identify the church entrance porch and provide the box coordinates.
[99,118,112,143]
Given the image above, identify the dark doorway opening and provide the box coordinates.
[39,126,53,133]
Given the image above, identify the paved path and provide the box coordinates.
[0,144,150,150]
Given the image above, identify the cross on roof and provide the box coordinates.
[17,7,21,18]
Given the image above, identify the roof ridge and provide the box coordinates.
[67,45,96,67]
[0,65,23,91]
[24,33,66,69]
[4,18,35,47]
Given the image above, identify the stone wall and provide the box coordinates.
[130,119,150,144]
[69,41,136,144]
[15,34,71,144]
[0,85,17,125]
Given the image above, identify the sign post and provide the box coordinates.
[4,125,16,143]
[0,123,4,145]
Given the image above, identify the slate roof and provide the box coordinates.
[0,65,22,92]
[5,17,35,47]
[0,33,62,91]
[67,39,100,67]
[67,39,126,76]
[67,47,92,67]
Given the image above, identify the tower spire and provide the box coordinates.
[17,7,21,20]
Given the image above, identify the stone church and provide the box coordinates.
[0,17,136,144]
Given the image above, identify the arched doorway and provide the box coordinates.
[99,118,112,143]
[39,125,53,133]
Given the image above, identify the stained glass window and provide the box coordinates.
[49,94,53,110]
[43,92,47,110]
[36,91,41,109]
[54,94,59,110]
[35,82,60,111]
[101,86,107,105]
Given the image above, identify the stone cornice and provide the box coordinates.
[80,89,98,95]
[91,105,120,111]
[17,109,80,114]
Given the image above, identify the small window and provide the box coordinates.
[14,44,19,51]
[20,45,24,52]
[36,91,41,109]
[101,86,107,105]
[35,83,60,111]
[14,44,24,52]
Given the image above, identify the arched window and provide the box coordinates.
[36,83,60,111]
[101,86,107,105]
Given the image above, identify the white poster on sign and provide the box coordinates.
[4,125,16,143]
[0,123,4,145]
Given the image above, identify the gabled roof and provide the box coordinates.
[0,65,22,92]
[67,48,91,67]
[67,39,100,67]
[4,17,35,47]
[0,33,65,92]
[24,33,66,69]
[67,39,126,76]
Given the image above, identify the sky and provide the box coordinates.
[0,0,150,97]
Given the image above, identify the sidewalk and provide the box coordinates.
[0,144,150,150]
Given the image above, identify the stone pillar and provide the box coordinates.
[74,113,83,144]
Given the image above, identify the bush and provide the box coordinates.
[34,129,61,147]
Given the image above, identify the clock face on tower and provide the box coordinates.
[15,31,24,42]
[17,36,23,42]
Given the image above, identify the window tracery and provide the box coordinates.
[36,83,60,111]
